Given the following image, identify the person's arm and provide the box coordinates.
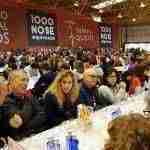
[44,93,64,127]
[79,87,89,106]
[3,98,20,120]
[115,82,128,102]
[27,96,46,132]
[96,86,113,109]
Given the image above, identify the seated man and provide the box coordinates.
[1,70,46,140]
[79,68,112,110]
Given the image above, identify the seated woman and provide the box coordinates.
[99,68,127,103]
[1,70,46,140]
[104,113,150,150]
[127,66,143,96]
[44,70,80,128]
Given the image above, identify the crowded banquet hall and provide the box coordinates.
[0,0,150,149]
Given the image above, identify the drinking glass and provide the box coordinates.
[77,104,94,131]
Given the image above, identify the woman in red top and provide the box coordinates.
[127,66,143,96]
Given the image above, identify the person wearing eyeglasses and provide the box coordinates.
[98,68,127,104]
[79,68,112,110]
[0,70,46,140]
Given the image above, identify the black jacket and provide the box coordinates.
[45,92,78,128]
[0,93,46,140]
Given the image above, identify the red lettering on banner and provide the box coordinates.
[63,20,97,48]
[0,9,10,45]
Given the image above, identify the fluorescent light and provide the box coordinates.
[92,0,127,9]
[115,0,125,2]
[74,1,79,7]
[92,1,112,9]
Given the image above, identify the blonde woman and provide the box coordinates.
[45,70,80,127]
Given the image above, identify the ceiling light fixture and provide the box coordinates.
[99,9,104,14]
[74,1,79,7]
[117,12,123,18]
[132,18,136,22]
[140,2,146,8]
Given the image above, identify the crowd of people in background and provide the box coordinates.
[0,46,149,148]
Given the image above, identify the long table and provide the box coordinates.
[19,92,146,150]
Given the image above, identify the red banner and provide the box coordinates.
[0,6,119,50]
[57,9,99,49]
[0,6,27,50]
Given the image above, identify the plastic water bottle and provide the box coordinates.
[66,133,79,150]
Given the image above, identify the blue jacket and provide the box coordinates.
[79,83,112,110]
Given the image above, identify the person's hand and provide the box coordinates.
[0,137,7,148]
[9,114,23,129]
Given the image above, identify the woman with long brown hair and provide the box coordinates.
[44,70,80,128]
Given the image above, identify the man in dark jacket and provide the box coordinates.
[79,68,112,110]
[1,70,46,140]
[2,94,46,138]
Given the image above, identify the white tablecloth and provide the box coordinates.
[19,92,146,150]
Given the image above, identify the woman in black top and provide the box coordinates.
[44,70,80,128]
